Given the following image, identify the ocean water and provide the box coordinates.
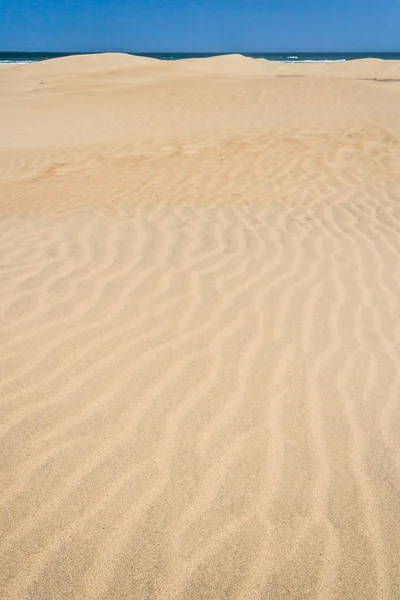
[1,51,400,66]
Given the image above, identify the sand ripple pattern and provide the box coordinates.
[1,124,400,600]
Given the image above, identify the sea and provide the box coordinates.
[1,51,400,66]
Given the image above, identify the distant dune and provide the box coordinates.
[1,54,400,600]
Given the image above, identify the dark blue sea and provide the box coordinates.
[1,51,400,65]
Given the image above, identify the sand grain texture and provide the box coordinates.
[1,54,400,599]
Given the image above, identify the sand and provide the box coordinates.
[1,53,400,600]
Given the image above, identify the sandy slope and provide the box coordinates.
[1,53,400,600]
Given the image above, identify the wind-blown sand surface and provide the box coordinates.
[1,53,400,599]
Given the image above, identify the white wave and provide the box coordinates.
[282,59,347,63]
[0,60,33,65]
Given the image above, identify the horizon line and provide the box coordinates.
[2,49,400,54]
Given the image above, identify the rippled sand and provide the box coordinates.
[1,54,400,599]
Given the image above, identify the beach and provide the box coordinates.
[1,53,400,599]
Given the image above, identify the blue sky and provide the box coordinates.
[0,0,399,52]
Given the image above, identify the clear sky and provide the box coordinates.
[0,0,399,53]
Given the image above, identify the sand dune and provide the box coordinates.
[1,54,400,599]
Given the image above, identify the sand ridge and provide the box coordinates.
[1,53,400,599]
